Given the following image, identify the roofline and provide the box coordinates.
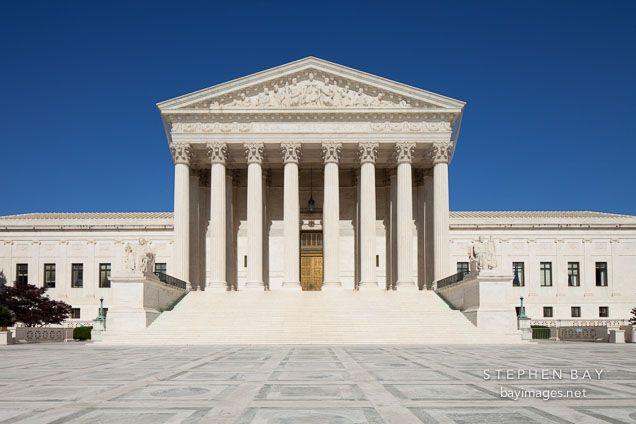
[156,56,466,110]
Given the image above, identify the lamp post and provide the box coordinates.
[518,296,527,319]
[91,297,106,341]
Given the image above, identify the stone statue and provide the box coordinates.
[122,243,135,272]
[211,71,415,109]
[120,240,156,276]
[468,236,497,272]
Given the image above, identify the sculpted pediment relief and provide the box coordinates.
[188,69,437,111]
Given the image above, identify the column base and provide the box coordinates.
[281,281,302,290]
[243,282,265,291]
[396,281,418,291]
[358,281,381,290]
[322,281,342,290]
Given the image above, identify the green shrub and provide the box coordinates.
[73,326,92,341]
[531,325,551,340]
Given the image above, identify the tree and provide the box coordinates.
[0,305,15,330]
[0,283,71,327]
[630,307,636,326]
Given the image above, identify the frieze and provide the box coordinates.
[171,122,252,134]
[370,121,450,133]
[191,70,435,110]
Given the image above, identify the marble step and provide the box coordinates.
[100,290,523,345]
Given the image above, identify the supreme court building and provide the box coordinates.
[1,58,635,343]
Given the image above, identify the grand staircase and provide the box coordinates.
[100,289,523,345]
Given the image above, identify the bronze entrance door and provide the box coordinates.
[300,231,323,291]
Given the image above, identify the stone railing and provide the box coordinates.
[529,319,632,342]
[105,271,187,335]
[435,270,519,335]
[13,327,74,343]
[530,319,630,328]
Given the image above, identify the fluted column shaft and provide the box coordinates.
[281,143,301,289]
[431,142,453,283]
[208,143,228,290]
[322,142,342,288]
[358,142,379,289]
[170,143,192,284]
[395,142,416,289]
[245,143,265,289]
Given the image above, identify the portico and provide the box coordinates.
[159,57,464,291]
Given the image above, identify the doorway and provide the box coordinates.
[300,231,323,291]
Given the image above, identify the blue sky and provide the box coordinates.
[1,1,635,215]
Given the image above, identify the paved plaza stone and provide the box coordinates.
[0,343,635,423]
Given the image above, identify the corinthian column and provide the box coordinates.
[208,142,228,290]
[358,142,379,289]
[281,142,301,290]
[244,142,265,290]
[395,142,416,290]
[170,142,192,284]
[322,142,342,288]
[431,142,453,283]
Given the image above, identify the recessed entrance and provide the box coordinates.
[300,231,323,291]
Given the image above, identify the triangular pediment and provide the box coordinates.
[158,57,465,112]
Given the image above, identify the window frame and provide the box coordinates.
[539,262,552,287]
[543,306,553,318]
[71,308,81,319]
[571,306,581,318]
[599,306,609,318]
[567,262,580,287]
[44,263,56,288]
[512,262,525,286]
[16,263,28,286]
[71,263,84,288]
[457,262,469,275]
[595,262,608,287]
[154,262,167,274]
[99,263,111,288]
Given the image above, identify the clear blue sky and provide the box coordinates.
[1,1,635,215]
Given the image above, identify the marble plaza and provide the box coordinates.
[1,343,636,423]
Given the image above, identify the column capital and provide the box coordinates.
[321,142,342,164]
[170,142,192,165]
[358,141,379,164]
[281,142,302,164]
[394,141,415,164]
[430,142,453,165]
[244,142,265,164]
[207,142,228,164]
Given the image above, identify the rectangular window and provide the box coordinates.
[376,255,379,267]
[71,263,83,288]
[16,263,28,286]
[99,263,111,288]
[71,308,81,319]
[595,262,608,287]
[244,256,247,268]
[540,262,552,287]
[571,306,581,318]
[512,262,525,286]
[457,262,469,275]
[154,263,167,274]
[44,263,56,288]
[599,306,609,318]
[102,308,108,318]
[567,262,580,287]
[543,306,553,318]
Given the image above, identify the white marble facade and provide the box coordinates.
[1,57,635,324]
